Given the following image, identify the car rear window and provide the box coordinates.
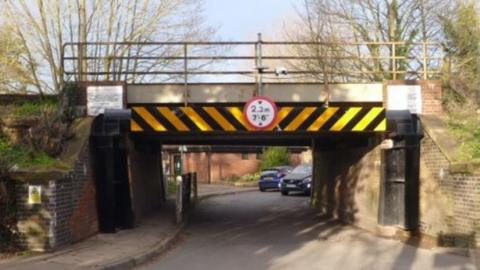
[291,165,312,174]
[261,170,278,175]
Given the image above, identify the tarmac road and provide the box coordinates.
[136,191,476,270]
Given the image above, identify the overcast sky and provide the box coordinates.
[203,0,297,40]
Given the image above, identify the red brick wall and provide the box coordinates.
[68,141,99,244]
[184,153,261,182]
[184,152,303,183]
[70,176,98,243]
[419,80,443,115]
[211,153,260,182]
[184,153,210,182]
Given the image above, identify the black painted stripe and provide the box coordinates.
[342,108,370,131]
[194,107,224,131]
[147,107,177,131]
[171,106,199,131]
[365,109,386,131]
[278,107,302,129]
[132,109,154,132]
[215,107,247,131]
[297,107,326,131]
[320,107,348,131]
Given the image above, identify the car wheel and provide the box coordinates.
[281,190,289,196]
[259,187,266,192]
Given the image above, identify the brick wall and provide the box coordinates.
[184,152,260,182]
[420,131,480,247]
[184,152,303,183]
[15,180,54,251]
[184,153,210,182]
[385,80,443,115]
[69,144,98,243]
[15,142,98,251]
[419,80,443,115]
[212,153,260,182]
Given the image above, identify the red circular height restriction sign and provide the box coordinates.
[243,96,278,130]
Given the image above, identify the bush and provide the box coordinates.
[259,147,290,171]
[14,100,57,117]
[0,135,63,170]
[446,103,480,160]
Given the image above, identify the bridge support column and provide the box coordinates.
[311,139,330,213]
[127,141,165,223]
[379,112,422,230]
[91,115,134,233]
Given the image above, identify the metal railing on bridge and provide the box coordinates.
[62,35,444,84]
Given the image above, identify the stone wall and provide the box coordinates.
[127,142,164,224]
[313,130,480,248]
[312,137,382,230]
[15,141,98,251]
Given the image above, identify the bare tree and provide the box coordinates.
[286,0,454,82]
[0,23,34,94]
[1,0,214,94]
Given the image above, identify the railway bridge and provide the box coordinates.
[44,38,449,248]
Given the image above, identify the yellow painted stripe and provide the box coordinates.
[285,107,317,131]
[330,107,362,131]
[374,119,387,131]
[267,107,293,131]
[203,107,236,131]
[133,107,166,131]
[130,120,143,132]
[158,107,189,131]
[307,107,339,131]
[180,107,212,131]
[352,108,383,131]
[228,107,253,131]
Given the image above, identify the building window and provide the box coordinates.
[241,153,249,160]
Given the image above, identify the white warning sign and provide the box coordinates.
[87,85,125,116]
[387,85,422,114]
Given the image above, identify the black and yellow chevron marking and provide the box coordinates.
[130,105,387,133]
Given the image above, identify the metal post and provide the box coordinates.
[255,33,264,96]
[192,172,198,203]
[175,176,183,224]
[78,43,85,81]
[422,41,428,80]
[183,44,188,107]
[392,43,397,80]
[207,149,212,184]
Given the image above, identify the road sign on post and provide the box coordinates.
[243,96,278,130]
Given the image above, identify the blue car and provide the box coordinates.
[258,166,292,192]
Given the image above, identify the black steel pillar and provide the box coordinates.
[379,111,422,230]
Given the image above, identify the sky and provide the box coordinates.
[203,0,298,40]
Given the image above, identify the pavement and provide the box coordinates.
[0,184,255,270]
[137,191,478,270]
